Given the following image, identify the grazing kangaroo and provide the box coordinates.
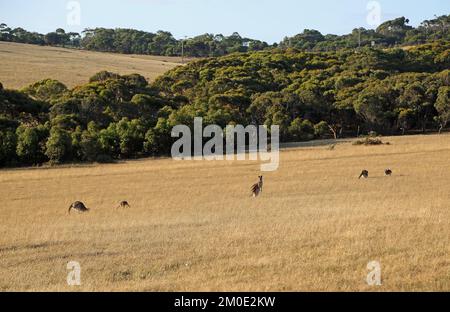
[359,170,369,179]
[68,201,90,214]
[385,169,393,176]
[251,176,264,197]
[117,201,131,209]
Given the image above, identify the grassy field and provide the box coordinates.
[0,134,449,291]
[0,42,186,89]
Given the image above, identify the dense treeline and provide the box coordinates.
[0,23,268,56]
[0,24,81,47]
[280,16,450,51]
[1,15,448,56]
[81,29,269,57]
[1,39,449,168]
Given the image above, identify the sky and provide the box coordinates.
[0,0,448,43]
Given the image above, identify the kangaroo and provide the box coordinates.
[359,170,369,179]
[68,201,90,214]
[251,176,264,197]
[117,201,131,209]
[385,169,393,176]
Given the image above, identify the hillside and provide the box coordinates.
[1,41,449,168]
[0,134,449,291]
[0,42,185,89]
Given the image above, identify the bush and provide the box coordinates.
[16,124,49,164]
[288,118,315,141]
[80,131,100,161]
[89,71,121,83]
[314,121,330,138]
[353,133,388,146]
[0,130,17,166]
[45,127,72,163]
[22,79,68,102]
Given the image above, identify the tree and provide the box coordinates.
[397,81,429,132]
[435,86,450,134]
[71,126,83,160]
[68,32,81,47]
[144,117,172,156]
[16,124,48,164]
[98,124,120,158]
[79,122,101,161]
[288,118,315,141]
[116,118,146,157]
[0,130,17,166]
[354,84,396,132]
[264,105,291,140]
[22,79,68,102]
[44,32,61,46]
[314,121,330,139]
[397,108,415,135]
[45,126,72,163]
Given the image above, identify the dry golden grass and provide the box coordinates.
[0,42,186,89]
[0,134,449,291]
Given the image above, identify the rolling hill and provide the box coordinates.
[0,42,186,89]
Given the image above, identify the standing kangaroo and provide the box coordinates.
[359,170,369,179]
[385,169,393,176]
[68,201,90,214]
[251,176,264,197]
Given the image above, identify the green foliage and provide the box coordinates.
[98,124,120,158]
[397,108,416,133]
[45,126,72,164]
[16,124,48,164]
[0,87,49,123]
[89,71,121,83]
[79,122,101,162]
[116,118,146,158]
[0,130,17,166]
[80,28,268,57]
[435,86,450,132]
[22,79,68,102]
[156,40,449,140]
[281,15,449,51]
[1,32,450,167]
[144,117,172,156]
[1,15,449,58]
[314,121,330,138]
[288,118,315,141]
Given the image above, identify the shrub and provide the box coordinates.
[89,71,121,83]
[353,133,389,146]
[22,79,68,102]
[0,130,17,166]
[16,124,49,164]
[288,118,315,141]
[45,127,72,164]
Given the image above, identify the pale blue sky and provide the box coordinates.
[0,0,448,43]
